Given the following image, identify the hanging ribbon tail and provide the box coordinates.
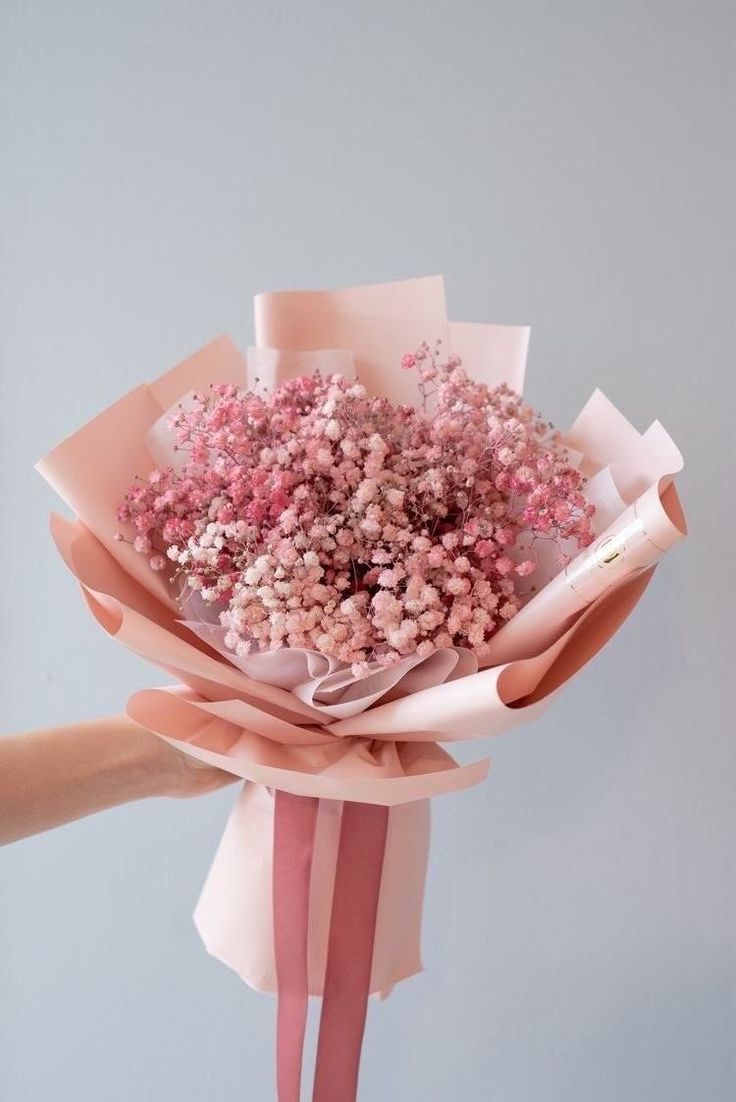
[272,793,390,1102]
[312,801,390,1102]
[273,791,320,1102]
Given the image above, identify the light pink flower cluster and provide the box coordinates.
[118,344,594,671]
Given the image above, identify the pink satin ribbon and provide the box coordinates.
[313,801,389,1102]
[273,790,319,1102]
[272,792,389,1102]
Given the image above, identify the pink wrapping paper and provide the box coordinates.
[36,275,685,999]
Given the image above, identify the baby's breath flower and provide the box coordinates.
[119,346,594,667]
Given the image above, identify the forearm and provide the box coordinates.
[0,715,177,846]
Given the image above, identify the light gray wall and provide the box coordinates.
[1,2,734,1100]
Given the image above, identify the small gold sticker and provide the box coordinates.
[594,535,624,568]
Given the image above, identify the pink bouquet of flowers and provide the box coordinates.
[37,276,686,1101]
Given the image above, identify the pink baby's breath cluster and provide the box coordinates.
[118,344,594,671]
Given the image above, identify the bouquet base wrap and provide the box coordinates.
[35,276,685,1100]
[194,783,429,999]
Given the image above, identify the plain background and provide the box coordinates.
[1,2,734,1100]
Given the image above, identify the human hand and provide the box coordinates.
[0,714,238,846]
[147,730,238,799]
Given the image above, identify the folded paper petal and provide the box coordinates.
[254,275,530,399]
[180,619,478,719]
[127,686,491,805]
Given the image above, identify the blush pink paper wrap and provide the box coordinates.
[36,275,685,999]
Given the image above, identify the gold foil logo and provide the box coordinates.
[593,535,624,569]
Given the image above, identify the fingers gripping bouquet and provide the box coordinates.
[37,277,686,1102]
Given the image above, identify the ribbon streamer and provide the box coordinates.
[273,791,320,1102]
[272,794,390,1101]
[312,801,390,1102]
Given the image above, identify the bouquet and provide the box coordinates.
[37,276,686,1101]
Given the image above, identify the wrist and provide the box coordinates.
[88,715,234,802]
[105,717,179,800]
